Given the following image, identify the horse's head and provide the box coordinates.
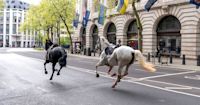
[95,37,116,51]
[45,39,53,50]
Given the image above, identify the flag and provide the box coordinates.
[82,0,88,17]
[144,0,157,11]
[117,0,129,14]
[98,4,107,25]
[73,13,79,28]
[82,10,90,27]
[190,0,200,8]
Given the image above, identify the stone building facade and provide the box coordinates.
[73,0,200,59]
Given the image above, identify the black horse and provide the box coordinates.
[44,39,67,80]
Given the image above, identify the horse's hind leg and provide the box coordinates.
[111,65,123,88]
[57,66,63,75]
[50,63,56,80]
[122,64,131,78]
[44,61,48,74]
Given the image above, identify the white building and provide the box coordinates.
[0,0,36,48]
[74,0,200,59]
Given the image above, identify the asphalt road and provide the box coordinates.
[0,49,200,105]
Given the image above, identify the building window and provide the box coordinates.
[157,15,181,55]
[0,16,3,23]
[107,23,116,44]
[127,20,138,49]
[0,24,3,34]
[13,24,17,34]
[92,25,98,50]
[13,12,17,23]
[6,24,9,34]
[81,27,86,50]
[0,35,3,47]
[11,0,15,3]
[6,35,9,47]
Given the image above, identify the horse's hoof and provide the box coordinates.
[45,71,48,74]
[50,78,53,80]
[111,73,116,77]
[111,85,116,88]
[57,73,60,75]
[96,73,100,78]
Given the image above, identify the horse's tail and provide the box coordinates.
[134,50,156,72]
[58,54,67,67]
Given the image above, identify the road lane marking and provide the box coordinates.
[165,87,192,90]
[14,55,200,98]
[138,71,196,80]
[184,75,200,80]
[36,86,49,93]
[144,79,200,90]
[67,66,200,98]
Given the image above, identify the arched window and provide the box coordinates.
[127,20,138,49]
[92,25,98,50]
[107,23,116,44]
[81,27,86,50]
[157,16,181,55]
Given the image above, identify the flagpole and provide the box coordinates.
[132,0,143,52]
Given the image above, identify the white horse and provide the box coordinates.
[95,37,156,88]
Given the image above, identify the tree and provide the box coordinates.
[0,0,4,9]
[49,0,76,53]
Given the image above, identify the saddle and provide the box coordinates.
[105,44,120,55]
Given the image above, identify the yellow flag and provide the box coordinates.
[119,0,129,14]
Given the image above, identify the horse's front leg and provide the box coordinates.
[107,66,113,74]
[50,63,56,80]
[44,61,48,74]
[57,66,63,75]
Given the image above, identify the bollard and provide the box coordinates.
[147,52,150,62]
[93,50,96,56]
[182,54,186,65]
[158,53,161,63]
[170,53,173,64]
[197,55,200,66]
[84,48,86,55]
[87,48,91,56]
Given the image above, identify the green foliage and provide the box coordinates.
[21,0,76,48]
[0,0,4,9]
[60,37,70,45]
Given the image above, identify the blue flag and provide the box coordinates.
[190,0,200,8]
[73,13,79,28]
[82,10,90,27]
[98,4,106,25]
[144,0,157,11]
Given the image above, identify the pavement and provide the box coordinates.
[2,47,199,71]
[69,51,200,71]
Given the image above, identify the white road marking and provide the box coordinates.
[184,75,200,80]
[165,87,192,90]
[36,86,49,93]
[145,79,200,90]
[138,71,196,80]
[9,54,200,98]
[67,66,200,98]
